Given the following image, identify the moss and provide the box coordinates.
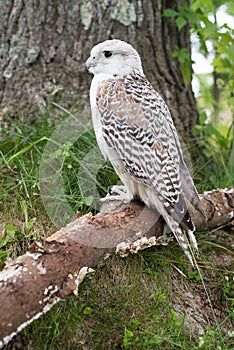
[26,46,40,64]
[80,1,93,30]
[10,35,28,55]
[101,0,109,10]
[112,0,136,26]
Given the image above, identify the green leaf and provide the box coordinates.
[181,62,191,85]
[176,16,187,31]
[202,22,218,40]
[83,307,92,315]
[188,270,201,282]
[84,195,93,206]
[163,9,178,18]
[0,236,14,248]
[172,50,179,58]
[4,223,21,235]
[199,111,208,124]
[3,224,22,244]
[157,293,166,301]
[25,217,36,235]
[183,8,199,24]
[123,329,134,347]
[170,310,177,320]
[52,148,63,159]
[178,48,190,63]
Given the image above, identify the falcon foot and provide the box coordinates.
[100,185,133,203]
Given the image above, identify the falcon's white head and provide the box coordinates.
[86,39,143,77]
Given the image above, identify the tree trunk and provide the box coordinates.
[0,188,233,348]
[0,0,197,136]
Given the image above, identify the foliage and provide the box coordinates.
[163,4,195,84]
[164,0,234,122]
[194,111,233,191]
[172,45,194,85]
[0,201,36,269]
[191,0,234,120]
[164,0,233,192]
[163,2,199,84]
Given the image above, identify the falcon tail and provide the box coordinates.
[173,227,196,266]
[162,194,198,265]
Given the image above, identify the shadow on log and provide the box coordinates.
[0,188,233,348]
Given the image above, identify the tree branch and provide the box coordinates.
[0,188,233,348]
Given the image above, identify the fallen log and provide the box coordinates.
[0,187,233,348]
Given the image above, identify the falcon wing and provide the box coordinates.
[120,73,204,216]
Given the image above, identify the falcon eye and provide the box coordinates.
[104,51,112,58]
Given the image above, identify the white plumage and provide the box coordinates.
[86,39,204,265]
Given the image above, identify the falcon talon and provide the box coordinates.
[108,185,127,196]
[100,194,127,204]
[108,186,113,195]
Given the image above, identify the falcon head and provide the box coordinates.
[86,39,143,77]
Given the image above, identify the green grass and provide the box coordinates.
[0,107,233,349]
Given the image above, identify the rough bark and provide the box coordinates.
[0,0,197,136]
[0,187,233,348]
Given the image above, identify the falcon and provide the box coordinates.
[86,39,204,265]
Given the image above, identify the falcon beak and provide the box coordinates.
[86,57,97,71]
